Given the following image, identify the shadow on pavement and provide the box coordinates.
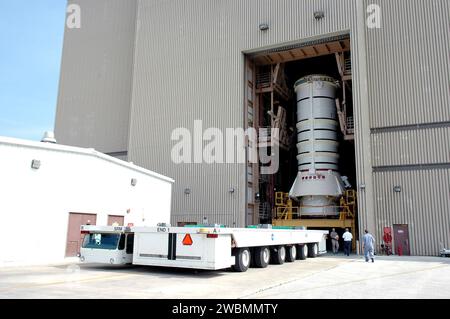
[56,263,229,279]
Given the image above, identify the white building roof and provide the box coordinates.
[0,136,174,183]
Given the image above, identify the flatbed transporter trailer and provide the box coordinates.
[79,225,328,272]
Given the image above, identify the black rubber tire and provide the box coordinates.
[232,248,251,272]
[307,243,318,258]
[286,245,297,262]
[253,247,270,268]
[270,246,286,265]
[296,244,308,260]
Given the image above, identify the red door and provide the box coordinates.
[66,213,97,257]
[393,224,410,256]
[107,215,124,226]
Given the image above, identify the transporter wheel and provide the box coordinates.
[308,243,318,258]
[296,244,308,260]
[253,247,270,268]
[270,246,286,265]
[232,248,251,272]
[286,245,297,262]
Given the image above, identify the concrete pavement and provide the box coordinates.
[1,254,449,299]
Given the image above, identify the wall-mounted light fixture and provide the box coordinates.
[314,11,325,20]
[31,159,41,170]
[359,184,366,190]
[184,188,191,195]
[259,23,269,31]
[131,178,137,186]
[393,186,402,193]
[229,187,235,193]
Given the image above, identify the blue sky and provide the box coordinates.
[0,0,67,141]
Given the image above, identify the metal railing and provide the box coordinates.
[273,190,356,221]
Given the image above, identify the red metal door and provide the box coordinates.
[393,224,410,256]
[107,215,124,226]
[65,213,97,257]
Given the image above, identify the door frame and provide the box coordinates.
[393,224,410,256]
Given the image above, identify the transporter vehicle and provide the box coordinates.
[79,224,328,272]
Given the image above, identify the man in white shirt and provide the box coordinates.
[342,228,353,256]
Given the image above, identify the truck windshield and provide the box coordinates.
[82,233,120,250]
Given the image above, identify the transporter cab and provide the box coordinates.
[79,225,134,265]
[79,224,327,272]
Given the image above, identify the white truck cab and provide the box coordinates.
[79,225,134,265]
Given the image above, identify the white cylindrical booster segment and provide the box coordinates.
[289,75,345,216]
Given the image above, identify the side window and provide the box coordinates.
[126,234,134,254]
[118,234,126,250]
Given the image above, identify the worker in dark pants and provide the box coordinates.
[342,228,353,256]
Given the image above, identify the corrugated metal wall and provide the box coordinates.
[128,0,372,227]
[55,0,137,155]
[373,169,450,256]
[371,126,450,167]
[366,0,450,255]
[366,0,450,128]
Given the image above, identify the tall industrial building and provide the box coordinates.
[55,0,450,256]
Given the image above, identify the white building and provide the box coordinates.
[0,136,173,266]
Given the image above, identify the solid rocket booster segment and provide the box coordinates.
[289,74,345,217]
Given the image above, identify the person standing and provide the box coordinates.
[342,228,353,256]
[363,229,375,262]
[330,228,339,254]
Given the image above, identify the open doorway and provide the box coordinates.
[244,35,358,244]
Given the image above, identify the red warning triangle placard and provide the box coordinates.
[182,234,193,245]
